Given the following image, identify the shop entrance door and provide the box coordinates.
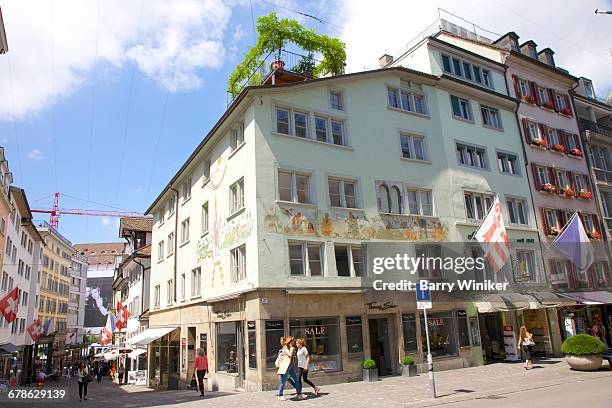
[479,313,505,363]
[368,318,392,376]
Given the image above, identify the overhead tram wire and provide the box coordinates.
[113,0,145,208]
[60,193,139,213]
[259,0,344,34]
[6,54,25,185]
[85,0,103,241]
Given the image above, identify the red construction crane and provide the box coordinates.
[31,192,150,229]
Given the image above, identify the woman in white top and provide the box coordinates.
[517,325,534,370]
[296,338,320,395]
[77,361,89,401]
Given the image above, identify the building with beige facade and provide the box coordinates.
[35,221,74,372]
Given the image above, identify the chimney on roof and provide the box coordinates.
[379,54,393,68]
[537,48,555,67]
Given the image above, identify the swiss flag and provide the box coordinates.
[0,287,19,323]
[116,302,130,330]
[27,319,43,341]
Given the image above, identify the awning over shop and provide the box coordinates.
[527,291,576,307]
[475,293,541,313]
[127,348,147,359]
[126,327,176,346]
[103,349,120,361]
[558,291,612,305]
[0,343,21,355]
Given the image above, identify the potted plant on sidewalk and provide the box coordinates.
[362,359,378,382]
[562,334,606,371]
[401,355,417,377]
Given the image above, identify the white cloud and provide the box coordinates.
[336,0,612,97]
[27,149,43,160]
[100,217,111,226]
[0,0,237,119]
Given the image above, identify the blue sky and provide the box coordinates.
[1,0,611,245]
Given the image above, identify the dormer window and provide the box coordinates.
[528,46,537,58]
[584,80,594,98]
[510,39,519,52]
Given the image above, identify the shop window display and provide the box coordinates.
[458,310,470,347]
[216,322,239,373]
[346,316,364,353]
[289,317,341,372]
[401,313,418,352]
[247,321,257,369]
[265,320,284,369]
[420,311,457,357]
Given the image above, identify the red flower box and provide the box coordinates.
[588,230,602,240]
[578,190,593,200]
[569,148,583,157]
[541,183,557,194]
[522,94,537,104]
[544,100,555,110]
[531,138,548,148]
[560,186,575,198]
[551,144,566,153]
[560,107,572,116]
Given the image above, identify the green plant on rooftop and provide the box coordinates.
[227,12,346,96]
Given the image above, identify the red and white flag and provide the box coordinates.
[115,302,130,330]
[27,319,43,341]
[0,287,19,324]
[100,313,117,345]
[474,196,510,272]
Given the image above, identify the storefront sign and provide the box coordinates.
[304,326,326,336]
[365,301,397,311]
[265,320,284,330]
[199,334,208,353]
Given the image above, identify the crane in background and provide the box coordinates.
[31,192,151,229]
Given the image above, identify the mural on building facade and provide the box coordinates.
[265,205,447,241]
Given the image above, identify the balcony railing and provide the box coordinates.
[227,48,323,106]
[579,118,612,138]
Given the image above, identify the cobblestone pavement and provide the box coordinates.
[6,358,612,407]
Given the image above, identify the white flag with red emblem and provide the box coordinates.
[115,302,130,330]
[27,319,43,341]
[0,287,19,324]
[474,196,510,272]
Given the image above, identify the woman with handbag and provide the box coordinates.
[275,336,304,401]
[518,325,535,370]
[77,361,90,401]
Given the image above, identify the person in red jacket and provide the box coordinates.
[194,348,209,397]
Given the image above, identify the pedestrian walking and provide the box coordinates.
[518,325,535,370]
[118,364,125,385]
[296,338,320,396]
[77,361,89,401]
[194,348,209,397]
[275,336,305,401]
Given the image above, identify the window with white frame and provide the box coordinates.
[456,143,488,169]
[167,195,176,216]
[507,198,528,225]
[230,178,244,214]
[526,121,540,142]
[276,108,290,134]
[450,95,472,120]
[328,177,358,208]
[334,244,363,277]
[514,250,536,282]
[482,69,492,88]
[278,170,311,204]
[167,233,174,256]
[543,208,559,231]
[518,79,529,98]
[201,202,209,235]
[538,87,549,104]
[157,241,164,261]
[536,165,550,185]
[546,127,559,145]
[329,89,344,110]
[582,213,596,232]
[497,152,519,175]
[400,133,427,161]
[574,173,587,192]
[294,111,308,138]
[441,54,494,89]
[377,183,402,214]
[407,189,433,216]
[203,159,211,182]
[416,245,442,278]
[166,279,173,305]
[481,105,502,129]
[388,86,429,115]
[191,267,201,297]
[555,93,566,110]
[231,245,246,282]
[181,178,191,202]
[556,169,569,188]
[180,218,190,244]
[288,242,324,276]
[230,121,245,151]
[464,192,493,220]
